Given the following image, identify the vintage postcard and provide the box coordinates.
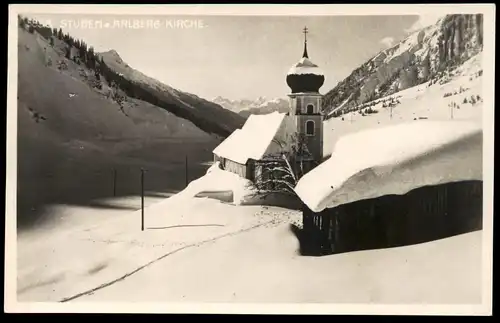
[5,4,495,315]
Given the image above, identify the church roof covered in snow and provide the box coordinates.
[287,57,324,76]
[286,27,325,94]
[213,111,296,165]
[294,121,483,212]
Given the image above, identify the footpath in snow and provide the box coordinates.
[17,164,301,302]
[78,224,482,304]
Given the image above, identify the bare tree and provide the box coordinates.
[249,132,316,198]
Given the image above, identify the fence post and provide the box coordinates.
[185,155,189,187]
[113,168,117,197]
[141,168,145,231]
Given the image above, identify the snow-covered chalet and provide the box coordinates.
[213,27,325,182]
[294,121,484,255]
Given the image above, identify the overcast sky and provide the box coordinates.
[29,13,442,101]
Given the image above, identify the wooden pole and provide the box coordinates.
[185,155,189,187]
[451,104,454,119]
[113,168,117,197]
[141,168,144,231]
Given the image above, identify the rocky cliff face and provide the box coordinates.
[323,14,484,117]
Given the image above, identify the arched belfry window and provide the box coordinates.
[305,120,315,136]
[306,104,314,114]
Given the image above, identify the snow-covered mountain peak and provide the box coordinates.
[323,14,483,117]
[212,96,289,117]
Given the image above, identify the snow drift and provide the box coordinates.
[295,120,483,212]
[171,162,298,208]
[172,162,256,205]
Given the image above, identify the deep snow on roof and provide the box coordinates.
[288,57,324,76]
[212,129,242,161]
[212,111,289,165]
[295,120,483,212]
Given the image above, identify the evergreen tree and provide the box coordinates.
[18,15,26,29]
[65,46,71,59]
[79,41,88,64]
[476,14,483,47]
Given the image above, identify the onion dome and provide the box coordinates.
[286,27,325,94]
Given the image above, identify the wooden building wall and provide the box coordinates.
[223,159,247,178]
[301,180,483,256]
[213,155,320,186]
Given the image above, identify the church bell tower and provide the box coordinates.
[286,27,325,162]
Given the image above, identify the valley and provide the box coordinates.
[16,23,238,230]
[11,12,489,307]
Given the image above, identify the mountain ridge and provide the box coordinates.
[97,49,245,137]
[322,14,484,118]
[16,17,225,228]
[212,96,289,118]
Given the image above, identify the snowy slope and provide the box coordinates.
[16,24,220,228]
[19,209,481,304]
[16,154,484,305]
[323,14,484,116]
[99,50,245,137]
[323,52,483,158]
[79,229,481,304]
[17,173,481,305]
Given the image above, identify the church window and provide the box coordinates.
[306,120,315,136]
[306,104,314,114]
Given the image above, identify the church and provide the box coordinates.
[212,27,325,183]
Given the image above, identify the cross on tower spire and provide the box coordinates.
[302,26,309,58]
